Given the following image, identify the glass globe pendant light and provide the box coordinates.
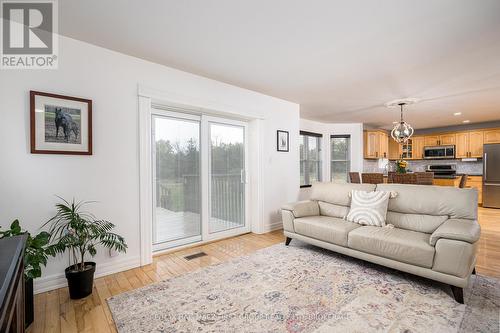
[391,102,414,143]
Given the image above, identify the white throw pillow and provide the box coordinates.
[346,190,391,227]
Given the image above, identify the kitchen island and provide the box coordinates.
[433,175,483,204]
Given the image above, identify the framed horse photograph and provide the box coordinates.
[30,91,92,155]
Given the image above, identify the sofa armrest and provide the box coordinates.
[430,218,481,246]
[281,200,319,218]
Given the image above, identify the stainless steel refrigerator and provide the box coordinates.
[483,144,500,208]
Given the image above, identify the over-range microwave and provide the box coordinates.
[423,145,455,159]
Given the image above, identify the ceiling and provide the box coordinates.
[59,0,500,129]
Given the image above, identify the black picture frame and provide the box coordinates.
[277,130,289,152]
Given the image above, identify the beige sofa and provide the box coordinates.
[282,182,481,303]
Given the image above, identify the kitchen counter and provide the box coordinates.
[433,176,458,179]
[432,175,483,205]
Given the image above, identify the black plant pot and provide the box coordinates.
[25,278,34,328]
[65,262,96,299]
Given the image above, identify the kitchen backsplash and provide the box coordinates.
[363,159,483,175]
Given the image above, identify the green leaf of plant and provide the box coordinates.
[10,219,22,234]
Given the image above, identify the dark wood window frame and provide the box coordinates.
[299,131,323,188]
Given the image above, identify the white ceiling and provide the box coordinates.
[59,0,500,129]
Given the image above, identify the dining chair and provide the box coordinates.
[387,171,396,184]
[392,173,417,184]
[349,172,361,184]
[361,173,384,184]
[458,174,468,188]
[415,172,434,185]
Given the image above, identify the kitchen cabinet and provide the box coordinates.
[455,132,469,158]
[364,131,379,158]
[432,175,483,205]
[380,133,389,158]
[469,131,484,157]
[388,139,401,160]
[439,134,456,145]
[425,134,455,146]
[456,131,484,158]
[364,130,388,159]
[364,127,500,161]
[424,135,440,146]
[484,129,500,144]
[411,136,425,160]
[466,176,483,205]
[401,140,412,159]
[387,136,431,160]
[433,178,461,187]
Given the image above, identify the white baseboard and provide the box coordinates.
[33,255,141,294]
[259,220,283,234]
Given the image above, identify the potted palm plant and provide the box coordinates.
[0,220,50,327]
[43,198,127,299]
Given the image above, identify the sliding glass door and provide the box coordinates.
[152,110,248,251]
[152,113,202,250]
[209,122,246,234]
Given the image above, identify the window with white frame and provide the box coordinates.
[299,131,322,187]
[331,135,351,182]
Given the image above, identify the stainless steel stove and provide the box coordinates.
[426,164,457,179]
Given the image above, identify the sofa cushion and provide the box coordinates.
[348,226,435,268]
[294,216,362,247]
[311,182,376,206]
[386,211,449,234]
[376,184,478,220]
[346,190,391,227]
[318,201,349,219]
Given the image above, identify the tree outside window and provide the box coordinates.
[299,131,322,187]
[331,135,351,182]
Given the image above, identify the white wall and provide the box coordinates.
[0,36,299,292]
[299,119,363,200]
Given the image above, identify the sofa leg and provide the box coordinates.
[285,237,292,246]
[451,285,464,304]
[472,267,476,275]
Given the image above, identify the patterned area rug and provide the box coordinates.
[107,241,500,332]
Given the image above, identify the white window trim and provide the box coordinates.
[138,85,264,265]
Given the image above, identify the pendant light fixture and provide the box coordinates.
[385,98,418,144]
[391,103,414,143]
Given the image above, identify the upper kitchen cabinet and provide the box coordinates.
[439,133,456,145]
[411,136,425,160]
[484,129,500,144]
[424,134,455,146]
[388,139,401,160]
[455,132,469,158]
[364,130,388,159]
[469,131,484,157]
[380,132,389,158]
[424,135,440,146]
[456,131,484,158]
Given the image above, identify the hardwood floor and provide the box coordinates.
[30,208,500,332]
[29,230,285,333]
[476,207,500,277]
